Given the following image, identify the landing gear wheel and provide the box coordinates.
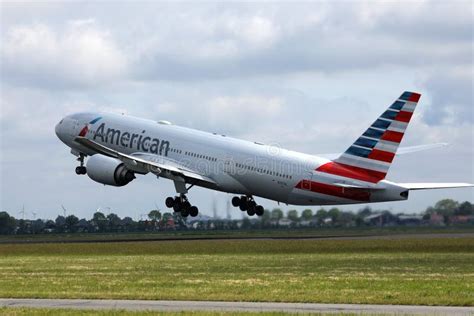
[75,154,86,175]
[247,207,256,216]
[165,197,175,208]
[232,196,241,207]
[75,166,86,175]
[232,195,261,216]
[255,205,264,216]
[189,206,199,217]
[173,203,181,213]
[248,200,257,209]
[181,208,190,217]
[182,201,191,211]
[169,189,197,218]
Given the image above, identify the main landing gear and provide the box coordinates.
[75,154,87,175]
[232,196,264,217]
[165,194,199,218]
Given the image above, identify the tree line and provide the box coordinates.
[0,199,472,235]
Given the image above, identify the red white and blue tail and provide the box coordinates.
[317,91,421,183]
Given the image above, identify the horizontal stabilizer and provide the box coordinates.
[317,143,448,160]
[399,183,474,190]
[396,143,448,155]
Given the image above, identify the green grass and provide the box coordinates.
[0,237,473,306]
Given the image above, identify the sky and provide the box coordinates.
[0,1,473,220]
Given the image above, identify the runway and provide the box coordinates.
[1,232,473,244]
[1,298,473,315]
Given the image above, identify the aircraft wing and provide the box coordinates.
[317,143,448,160]
[74,136,216,185]
[399,183,474,190]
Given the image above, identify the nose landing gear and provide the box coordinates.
[232,196,264,217]
[75,154,87,175]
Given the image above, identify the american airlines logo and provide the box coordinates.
[93,122,170,156]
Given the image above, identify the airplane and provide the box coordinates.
[55,91,473,217]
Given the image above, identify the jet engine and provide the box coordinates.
[86,154,135,186]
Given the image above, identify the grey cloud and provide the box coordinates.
[0,21,128,90]
[131,2,472,81]
[1,2,471,85]
[420,68,473,125]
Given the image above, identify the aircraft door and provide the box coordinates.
[223,156,236,174]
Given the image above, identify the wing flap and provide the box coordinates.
[399,183,474,190]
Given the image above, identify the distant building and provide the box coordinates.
[298,220,311,227]
[450,215,474,225]
[364,213,397,226]
[397,215,423,226]
[278,218,292,227]
[429,213,445,226]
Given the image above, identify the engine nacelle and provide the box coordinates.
[86,154,135,186]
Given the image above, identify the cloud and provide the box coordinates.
[129,1,472,81]
[1,20,127,89]
[419,66,473,125]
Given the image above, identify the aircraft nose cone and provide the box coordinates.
[55,119,66,143]
[55,121,61,138]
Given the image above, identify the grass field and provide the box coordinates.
[0,236,473,306]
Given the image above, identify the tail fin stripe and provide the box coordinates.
[354,137,378,148]
[374,140,398,153]
[389,121,408,131]
[401,102,417,112]
[400,92,421,102]
[381,110,399,120]
[346,146,371,158]
[317,162,386,183]
[381,130,404,143]
[367,149,395,163]
[372,119,392,129]
[387,126,406,134]
[390,101,405,110]
[407,93,421,102]
[335,155,390,172]
[363,128,384,139]
[394,111,413,123]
